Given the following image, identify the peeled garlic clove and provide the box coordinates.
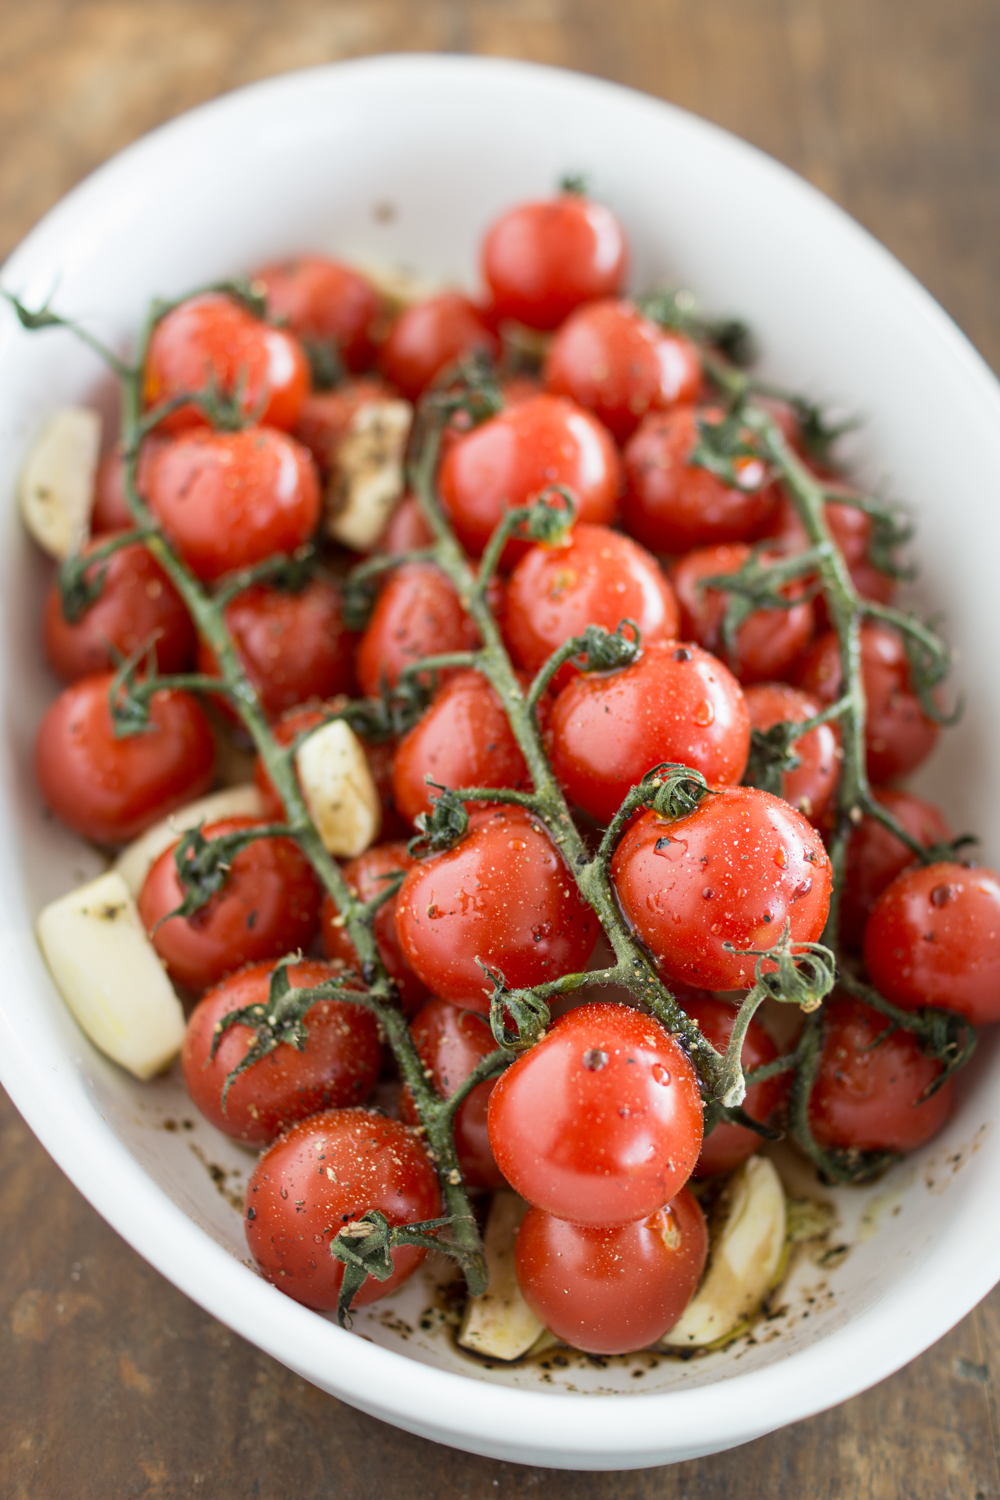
[459,1191,544,1361]
[661,1155,787,1349]
[326,398,413,551]
[19,407,101,558]
[114,784,265,898]
[296,719,381,857]
[37,871,186,1081]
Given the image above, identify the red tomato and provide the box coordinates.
[437,394,621,561]
[504,523,680,689]
[544,299,703,442]
[43,533,196,682]
[796,623,939,783]
[34,673,214,845]
[611,788,833,991]
[621,405,779,553]
[145,427,320,582]
[743,682,839,824]
[398,998,505,1189]
[481,193,627,331]
[355,562,481,697]
[139,816,321,992]
[373,493,434,554]
[182,959,382,1144]
[379,293,498,400]
[320,841,428,1016]
[395,806,598,1008]
[295,377,396,474]
[549,641,750,825]
[863,861,1000,1025]
[809,996,955,1153]
[764,494,896,626]
[244,1109,441,1311]
[670,543,815,684]
[515,1188,708,1355]
[683,994,787,1177]
[840,788,951,949]
[90,436,168,534]
[391,669,535,826]
[144,293,309,433]
[487,1003,703,1224]
[254,256,380,371]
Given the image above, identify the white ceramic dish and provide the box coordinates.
[2,54,1000,1471]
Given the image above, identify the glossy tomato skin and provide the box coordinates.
[320,841,428,1016]
[295,377,395,474]
[863,861,1000,1025]
[670,544,815,685]
[611,788,833,991]
[43,533,196,682]
[683,994,787,1177]
[621,405,779,553]
[482,193,627,331]
[549,641,751,825]
[504,524,680,689]
[796,623,939,783]
[379,293,498,400]
[395,806,598,1008]
[255,256,380,371]
[34,673,214,845]
[244,1109,442,1311]
[398,998,505,1189]
[515,1188,708,1355]
[488,1003,703,1225]
[809,996,954,1153]
[743,682,839,825]
[544,299,703,442]
[437,394,620,561]
[182,960,382,1144]
[840,789,951,949]
[355,562,481,697]
[139,817,321,993]
[144,293,309,434]
[146,427,320,582]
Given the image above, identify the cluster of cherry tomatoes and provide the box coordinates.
[30,183,1000,1357]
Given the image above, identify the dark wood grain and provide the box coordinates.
[3,3,1000,1495]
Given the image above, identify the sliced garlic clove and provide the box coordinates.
[19,407,101,558]
[661,1155,787,1349]
[459,1191,544,1361]
[113,784,265,898]
[37,871,186,1081]
[326,398,413,551]
[296,719,381,858]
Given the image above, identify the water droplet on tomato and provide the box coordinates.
[774,846,788,869]
[693,700,715,727]
[652,1063,671,1086]
[508,838,527,852]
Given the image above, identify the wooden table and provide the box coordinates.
[3,3,1000,1495]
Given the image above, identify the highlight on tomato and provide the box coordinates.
[481,190,627,331]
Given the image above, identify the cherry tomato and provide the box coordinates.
[34,673,214,845]
[320,841,428,1016]
[398,998,505,1189]
[391,669,535,826]
[796,623,939,783]
[611,787,833,990]
[481,192,627,331]
[764,494,895,625]
[504,523,680,690]
[90,436,167,535]
[670,544,815,684]
[355,562,481,697]
[373,493,434,554]
[487,1002,703,1224]
[145,427,320,582]
[139,816,321,992]
[43,533,196,682]
[621,405,779,553]
[144,293,309,434]
[544,299,703,442]
[197,577,355,720]
[437,394,621,561]
[549,641,750,825]
[244,1108,441,1311]
[809,996,954,1153]
[863,861,1000,1025]
[515,1187,708,1355]
[683,994,787,1177]
[395,806,598,1008]
[840,788,951,948]
[295,377,395,474]
[379,293,498,400]
[254,256,380,371]
[743,682,839,824]
[182,959,382,1144]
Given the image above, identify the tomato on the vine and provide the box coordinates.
[683,994,787,1177]
[355,562,482,698]
[254,256,380,372]
[90,435,167,535]
[743,682,839,825]
[670,543,815,684]
[481,192,627,331]
[320,841,428,1016]
[379,293,498,400]
[840,788,951,948]
[373,493,434,554]
[398,998,505,1189]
